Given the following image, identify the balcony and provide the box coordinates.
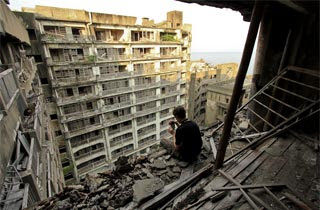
[136,94,160,104]
[66,123,104,139]
[74,147,105,161]
[135,106,158,118]
[47,55,95,66]
[71,137,104,151]
[56,94,99,106]
[138,128,156,139]
[159,66,182,73]
[110,136,133,147]
[53,75,96,87]
[133,82,161,91]
[102,101,133,112]
[137,117,156,126]
[160,101,179,110]
[160,79,180,86]
[96,54,131,62]
[111,147,134,160]
[77,159,106,175]
[161,90,180,98]
[41,33,93,43]
[98,71,132,81]
[102,86,132,96]
[108,124,133,136]
[132,53,159,60]
[61,109,101,123]
[138,136,157,147]
[133,69,157,76]
[105,114,134,127]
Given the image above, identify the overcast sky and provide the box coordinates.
[9,0,250,53]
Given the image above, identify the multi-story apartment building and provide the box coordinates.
[0,1,64,209]
[205,78,251,126]
[186,61,238,126]
[20,5,191,183]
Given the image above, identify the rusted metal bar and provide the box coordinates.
[263,186,290,210]
[212,183,285,191]
[247,107,275,128]
[253,99,288,120]
[261,91,299,111]
[215,0,265,169]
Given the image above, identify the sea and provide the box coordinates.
[191,52,255,75]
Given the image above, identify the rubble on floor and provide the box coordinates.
[29,145,211,210]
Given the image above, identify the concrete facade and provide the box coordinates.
[186,60,238,126]
[20,5,192,183]
[0,1,64,208]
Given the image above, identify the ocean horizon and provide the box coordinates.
[191,52,255,75]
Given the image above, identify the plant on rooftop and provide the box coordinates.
[161,33,177,42]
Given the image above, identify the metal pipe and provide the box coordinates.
[215,1,265,169]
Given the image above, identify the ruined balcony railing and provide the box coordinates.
[99,71,132,80]
[135,106,158,117]
[97,54,130,62]
[108,124,133,136]
[136,117,156,126]
[160,101,178,110]
[74,147,105,161]
[66,123,103,139]
[110,137,133,147]
[53,75,96,86]
[56,94,99,105]
[102,101,132,111]
[138,127,156,138]
[132,53,159,60]
[70,135,103,148]
[48,55,94,65]
[41,33,94,43]
[160,79,180,85]
[61,109,101,122]
[77,159,105,175]
[102,86,132,96]
[160,112,171,118]
[136,94,160,104]
[105,114,134,127]
[161,90,180,98]
[160,53,182,58]
[159,66,182,73]
[138,137,157,147]
[111,147,134,159]
[133,82,161,91]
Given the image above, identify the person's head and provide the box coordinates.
[173,106,186,123]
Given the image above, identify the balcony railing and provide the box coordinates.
[41,33,94,42]
[102,86,132,96]
[70,136,103,148]
[136,94,160,104]
[77,159,106,175]
[161,90,180,98]
[138,128,156,138]
[137,117,156,126]
[160,112,171,118]
[54,75,96,86]
[110,137,133,147]
[133,82,161,91]
[111,147,134,159]
[135,106,158,117]
[138,137,157,147]
[108,124,133,136]
[48,55,95,65]
[99,71,132,80]
[97,54,130,62]
[66,123,103,138]
[132,53,159,59]
[102,101,132,111]
[56,94,99,106]
[74,147,105,161]
[105,114,134,127]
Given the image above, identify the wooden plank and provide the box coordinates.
[211,183,285,191]
[283,192,312,210]
[248,192,273,210]
[139,164,213,210]
[218,169,260,210]
[263,186,290,210]
[209,137,217,159]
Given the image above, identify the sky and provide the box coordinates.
[9,0,250,53]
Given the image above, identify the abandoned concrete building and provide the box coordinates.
[15,5,192,183]
[0,1,64,209]
[186,61,239,126]
[205,78,251,126]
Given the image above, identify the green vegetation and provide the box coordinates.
[63,164,74,175]
[88,55,97,62]
[161,33,177,42]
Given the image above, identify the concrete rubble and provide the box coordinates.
[29,146,210,210]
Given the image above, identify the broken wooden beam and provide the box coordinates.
[211,183,285,191]
[263,186,290,210]
[218,169,260,210]
[283,192,312,210]
[139,164,213,210]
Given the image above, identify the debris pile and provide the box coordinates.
[31,146,209,210]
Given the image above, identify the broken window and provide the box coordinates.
[78,86,92,95]
[50,114,58,120]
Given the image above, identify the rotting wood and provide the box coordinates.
[283,192,312,210]
[210,137,217,159]
[212,183,285,191]
[184,191,227,210]
[248,192,273,210]
[218,169,260,210]
[139,164,213,210]
[263,186,290,210]
[285,185,317,210]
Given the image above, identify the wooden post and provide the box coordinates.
[215,1,265,169]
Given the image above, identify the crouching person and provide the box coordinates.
[161,106,202,163]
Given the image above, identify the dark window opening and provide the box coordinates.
[86,102,93,110]
[40,78,49,84]
[89,117,95,124]
[64,173,74,180]
[27,29,37,40]
[59,146,66,153]
[55,130,62,136]
[75,69,80,76]
[66,88,74,96]
[33,55,43,62]
[50,114,58,120]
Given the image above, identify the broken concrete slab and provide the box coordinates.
[152,159,167,169]
[133,178,164,204]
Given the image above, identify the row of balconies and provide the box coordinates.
[77,158,106,175]
[40,33,185,45]
[46,53,184,66]
[56,79,182,106]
